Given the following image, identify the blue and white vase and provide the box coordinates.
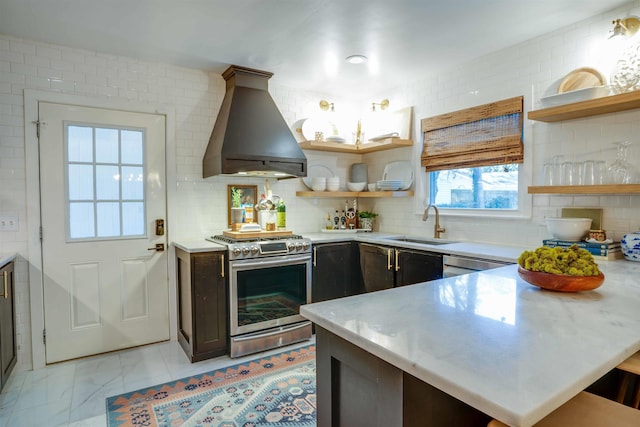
[621,231,640,262]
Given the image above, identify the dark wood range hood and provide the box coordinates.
[202,65,307,179]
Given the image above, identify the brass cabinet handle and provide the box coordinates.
[3,270,7,299]
[220,254,225,278]
[387,249,392,271]
[395,249,400,272]
[313,246,317,267]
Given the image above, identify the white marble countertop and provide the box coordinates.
[300,260,640,427]
[172,239,226,253]
[173,232,527,263]
[0,253,16,268]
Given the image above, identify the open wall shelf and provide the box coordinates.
[528,184,640,194]
[528,91,640,122]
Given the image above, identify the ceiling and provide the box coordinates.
[0,0,630,96]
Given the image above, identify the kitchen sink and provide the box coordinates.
[381,236,456,245]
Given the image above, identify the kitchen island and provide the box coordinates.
[300,260,640,427]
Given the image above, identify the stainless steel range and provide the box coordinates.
[207,234,312,358]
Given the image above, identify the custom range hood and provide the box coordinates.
[203,65,307,178]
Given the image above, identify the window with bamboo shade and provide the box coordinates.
[421,96,523,172]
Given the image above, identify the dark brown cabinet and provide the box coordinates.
[176,249,227,362]
[359,243,442,292]
[395,247,443,286]
[316,326,491,427]
[311,242,362,302]
[0,260,16,391]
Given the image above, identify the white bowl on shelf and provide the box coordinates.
[311,177,326,192]
[326,177,340,192]
[545,217,592,241]
[347,182,366,192]
[368,183,377,192]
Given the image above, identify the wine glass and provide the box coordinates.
[607,140,638,184]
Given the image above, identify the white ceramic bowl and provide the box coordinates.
[311,177,326,192]
[545,217,592,241]
[347,182,366,192]
[326,177,339,191]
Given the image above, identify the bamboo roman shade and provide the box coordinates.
[421,96,524,172]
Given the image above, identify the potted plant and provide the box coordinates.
[230,187,245,227]
[358,211,378,231]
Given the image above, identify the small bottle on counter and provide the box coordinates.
[340,210,346,229]
[277,200,286,229]
[334,210,340,229]
[326,213,333,230]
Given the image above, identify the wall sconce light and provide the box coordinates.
[319,99,335,112]
[371,99,390,112]
[609,17,640,39]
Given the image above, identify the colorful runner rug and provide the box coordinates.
[106,345,316,427]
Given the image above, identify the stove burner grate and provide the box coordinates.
[210,234,304,245]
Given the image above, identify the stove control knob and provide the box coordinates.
[242,246,250,255]
[251,245,259,254]
[232,247,241,257]
[287,243,296,252]
[295,242,303,250]
[302,241,310,250]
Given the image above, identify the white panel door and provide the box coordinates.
[39,102,169,363]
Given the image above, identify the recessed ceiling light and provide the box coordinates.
[346,55,368,65]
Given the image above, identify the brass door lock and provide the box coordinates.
[155,219,165,236]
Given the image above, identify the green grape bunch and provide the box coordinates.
[517,245,600,276]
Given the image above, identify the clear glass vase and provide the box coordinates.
[607,141,637,184]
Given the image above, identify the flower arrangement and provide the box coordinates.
[231,187,243,208]
[358,211,378,231]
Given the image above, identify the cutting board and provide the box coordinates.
[558,67,606,93]
[223,229,293,239]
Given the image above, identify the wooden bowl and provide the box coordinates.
[517,266,604,292]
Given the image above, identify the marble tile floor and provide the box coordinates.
[0,337,315,427]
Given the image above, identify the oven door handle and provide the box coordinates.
[231,254,311,269]
[232,322,311,342]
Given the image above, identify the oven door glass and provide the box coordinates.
[230,255,311,335]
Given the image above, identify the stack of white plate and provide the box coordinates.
[381,161,413,190]
[376,180,404,190]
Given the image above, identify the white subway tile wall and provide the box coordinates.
[2,1,640,372]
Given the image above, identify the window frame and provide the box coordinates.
[63,121,148,242]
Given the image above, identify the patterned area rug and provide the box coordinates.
[106,345,316,427]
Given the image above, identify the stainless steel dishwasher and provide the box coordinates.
[442,254,513,277]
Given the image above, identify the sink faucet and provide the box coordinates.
[422,204,445,239]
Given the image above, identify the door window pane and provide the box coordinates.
[69,202,95,239]
[95,128,119,163]
[121,130,143,164]
[96,165,120,200]
[97,202,121,237]
[122,202,144,235]
[67,126,93,162]
[65,123,146,240]
[68,164,94,200]
[121,166,143,200]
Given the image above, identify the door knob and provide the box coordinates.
[148,243,165,252]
